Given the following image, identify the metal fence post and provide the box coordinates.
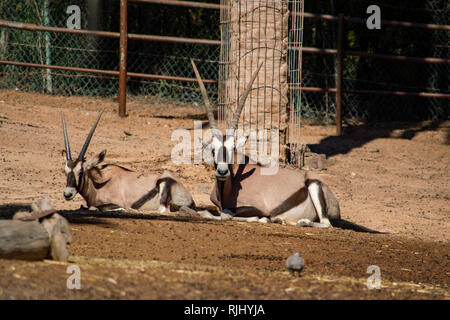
[43,0,52,94]
[119,0,128,117]
[336,13,344,136]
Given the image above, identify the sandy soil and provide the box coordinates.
[0,90,448,300]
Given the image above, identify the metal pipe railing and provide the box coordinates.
[0,60,218,83]
[0,19,220,45]
[119,0,128,117]
[129,0,221,10]
[0,1,448,121]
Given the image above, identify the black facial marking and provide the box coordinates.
[65,160,83,190]
[218,145,226,163]
[66,172,76,188]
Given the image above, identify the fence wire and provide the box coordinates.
[0,0,219,105]
[0,1,119,96]
[0,0,448,122]
[299,0,449,122]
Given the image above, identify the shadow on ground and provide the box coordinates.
[57,208,383,235]
[57,208,218,227]
[331,218,384,234]
[1,204,382,235]
[0,204,33,219]
[308,121,448,158]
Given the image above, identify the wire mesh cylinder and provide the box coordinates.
[219,0,304,166]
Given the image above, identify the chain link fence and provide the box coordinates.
[300,0,449,123]
[0,0,120,95]
[127,0,220,105]
[0,0,219,105]
[0,0,448,122]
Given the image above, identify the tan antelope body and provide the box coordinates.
[61,110,194,212]
[192,60,340,227]
[209,159,340,226]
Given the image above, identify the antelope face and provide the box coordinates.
[210,134,247,181]
[190,58,261,182]
[62,150,106,200]
[63,159,83,200]
[60,109,104,201]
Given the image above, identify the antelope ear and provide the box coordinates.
[98,149,107,163]
[83,149,107,170]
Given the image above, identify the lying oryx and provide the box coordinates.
[191,60,340,228]
[61,109,195,212]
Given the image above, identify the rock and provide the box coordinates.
[1,198,71,261]
[303,152,327,171]
[13,196,57,221]
[0,220,50,260]
[41,213,72,261]
[286,252,305,272]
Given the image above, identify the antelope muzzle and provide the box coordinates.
[64,172,77,200]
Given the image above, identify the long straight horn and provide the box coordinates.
[77,108,105,161]
[229,61,264,131]
[191,59,218,131]
[61,112,72,161]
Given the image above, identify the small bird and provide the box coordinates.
[286,252,305,274]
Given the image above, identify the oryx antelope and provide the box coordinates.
[191,60,340,228]
[61,109,195,212]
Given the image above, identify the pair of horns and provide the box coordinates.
[191,59,263,133]
[61,109,105,161]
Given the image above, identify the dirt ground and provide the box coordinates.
[0,90,448,300]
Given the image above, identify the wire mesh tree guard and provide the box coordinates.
[218,0,305,167]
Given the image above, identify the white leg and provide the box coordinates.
[258,217,270,224]
[158,181,169,213]
[219,209,234,220]
[307,182,332,228]
[232,216,259,223]
[297,218,332,228]
[271,217,286,225]
[158,205,168,213]
[200,210,222,220]
[98,205,125,212]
